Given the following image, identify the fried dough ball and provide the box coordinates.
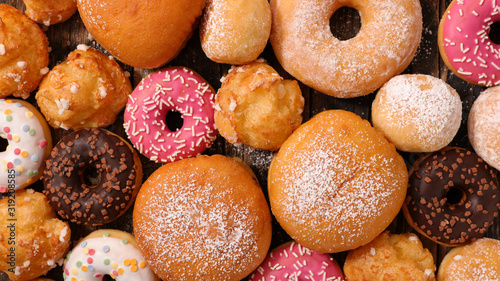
[0,4,49,99]
[0,189,71,281]
[22,0,77,25]
[214,60,304,151]
[36,46,132,130]
[344,231,437,281]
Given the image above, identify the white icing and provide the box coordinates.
[0,100,49,191]
[64,236,156,280]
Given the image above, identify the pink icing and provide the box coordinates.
[124,67,218,163]
[248,241,345,281]
[441,0,500,86]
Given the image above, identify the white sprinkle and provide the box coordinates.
[77,44,89,51]
[473,10,479,16]
[0,44,5,55]
[99,86,107,99]
[370,247,376,255]
[70,83,79,94]
[17,61,27,69]
[55,99,70,115]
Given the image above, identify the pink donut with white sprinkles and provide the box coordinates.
[438,0,500,86]
[249,241,346,281]
[124,67,218,163]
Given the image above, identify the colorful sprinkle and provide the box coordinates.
[81,265,88,272]
[76,261,82,268]
[28,129,35,136]
[71,278,77,281]
[103,233,110,237]
[88,249,95,255]
[3,126,9,133]
[12,135,19,142]
[131,265,138,272]
[0,187,6,193]
[103,245,110,253]
[22,125,29,132]
[7,162,13,169]
[72,269,78,275]
[104,258,110,265]
[87,257,93,264]
[139,261,147,268]
[111,262,118,269]
[88,265,95,272]
[5,100,11,104]
[121,238,128,244]
[26,111,33,118]
[123,259,131,266]
[14,103,21,107]
[118,268,125,275]
[94,273,102,278]
[13,158,20,165]
[4,109,12,115]
[31,155,39,162]
[6,115,12,122]
[83,247,89,255]
[21,151,28,158]
[130,258,137,265]
[16,166,23,172]
[13,148,20,155]
[39,140,47,148]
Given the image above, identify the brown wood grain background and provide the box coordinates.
[1,0,499,280]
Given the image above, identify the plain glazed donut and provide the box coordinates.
[0,99,52,192]
[63,229,158,281]
[438,0,500,87]
[133,155,272,281]
[437,238,500,281]
[268,110,408,253]
[468,85,500,171]
[403,147,500,247]
[248,241,345,281]
[42,128,142,225]
[124,67,218,163]
[270,0,422,98]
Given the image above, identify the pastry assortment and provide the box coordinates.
[0,0,499,280]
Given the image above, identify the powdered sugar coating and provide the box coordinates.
[468,85,500,171]
[268,110,408,253]
[270,0,422,98]
[133,155,271,280]
[438,238,500,280]
[372,74,462,152]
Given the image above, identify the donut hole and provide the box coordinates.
[445,186,466,206]
[102,275,113,281]
[329,6,361,41]
[0,136,8,152]
[490,22,500,45]
[166,110,184,132]
[82,165,101,188]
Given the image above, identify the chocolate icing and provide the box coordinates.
[42,128,139,225]
[407,147,500,245]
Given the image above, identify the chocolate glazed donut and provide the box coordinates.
[403,147,500,246]
[42,128,142,225]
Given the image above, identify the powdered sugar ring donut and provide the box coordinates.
[248,241,345,281]
[0,99,51,192]
[270,0,422,98]
[63,229,158,281]
[124,67,218,163]
[438,0,500,86]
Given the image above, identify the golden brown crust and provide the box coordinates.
[133,154,272,281]
[77,0,205,69]
[268,110,408,253]
[437,238,500,281]
[22,0,77,25]
[0,4,49,99]
[214,61,304,151]
[372,74,462,153]
[344,231,436,281]
[35,47,132,130]
[0,189,71,281]
[200,0,271,65]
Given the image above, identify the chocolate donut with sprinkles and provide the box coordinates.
[124,67,218,163]
[403,147,500,247]
[63,229,158,281]
[42,128,142,225]
[438,0,500,86]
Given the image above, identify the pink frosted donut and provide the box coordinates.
[248,241,345,281]
[438,0,500,86]
[124,67,218,163]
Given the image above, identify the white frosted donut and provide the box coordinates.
[270,0,423,98]
[468,85,500,171]
[0,99,52,192]
[63,230,157,281]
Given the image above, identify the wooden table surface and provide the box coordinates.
[1,0,499,280]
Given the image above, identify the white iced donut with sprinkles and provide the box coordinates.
[438,0,500,86]
[248,241,345,281]
[63,229,158,281]
[0,99,52,192]
[124,67,218,163]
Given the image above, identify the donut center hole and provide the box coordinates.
[445,186,465,206]
[82,165,101,188]
[330,6,361,41]
[102,275,113,281]
[166,110,184,132]
[490,22,500,45]
[0,136,8,152]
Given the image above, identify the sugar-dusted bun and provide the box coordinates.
[133,155,272,281]
[468,85,500,171]
[437,238,500,281]
[268,110,408,253]
[22,0,77,25]
[372,74,462,153]
[200,0,271,65]
[77,0,205,69]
